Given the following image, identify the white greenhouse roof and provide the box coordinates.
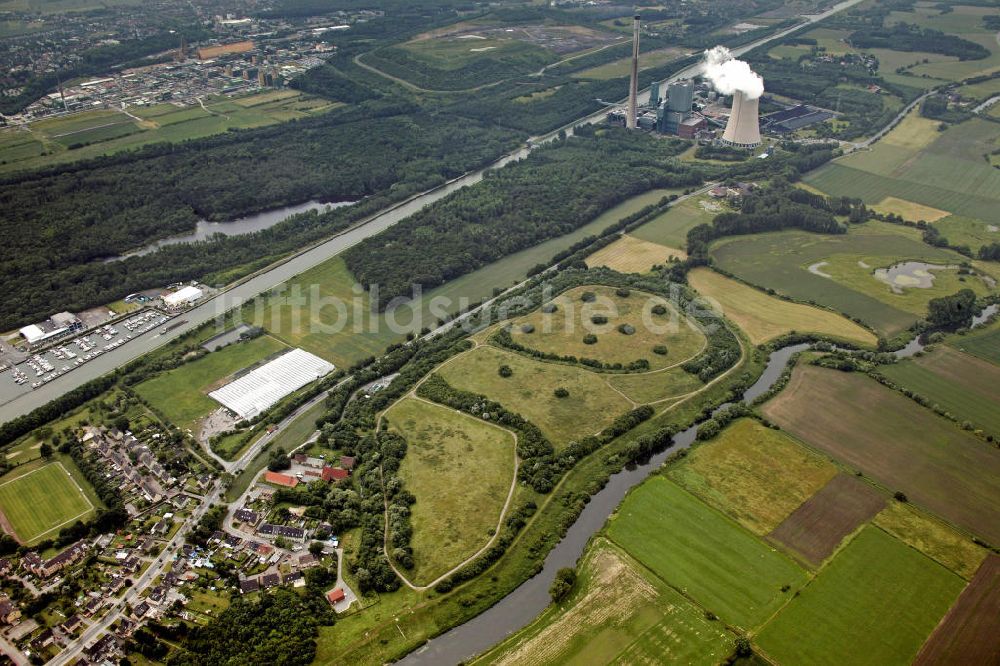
[208,348,334,419]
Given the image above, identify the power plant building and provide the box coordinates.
[721,90,761,149]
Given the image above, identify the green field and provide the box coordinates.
[386,397,515,586]
[950,320,1000,365]
[668,419,838,535]
[0,461,95,543]
[473,539,733,665]
[134,335,288,429]
[711,223,988,338]
[573,46,687,80]
[757,527,964,666]
[607,477,807,629]
[606,365,703,404]
[437,345,631,446]
[883,4,1000,82]
[506,285,706,372]
[631,194,723,249]
[879,345,1000,434]
[935,215,1000,253]
[873,501,988,580]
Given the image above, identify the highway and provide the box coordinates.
[0,0,866,427]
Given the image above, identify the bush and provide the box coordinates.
[618,323,636,335]
[541,303,558,314]
[893,491,908,502]
[521,323,535,334]
[498,365,513,378]
[554,387,569,398]
[591,314,608,325]
[651,304,667,315]
[549,567,577,603]
[583,334,598,345]
[652,345,668,355]
[581,291,596,303]
[615,288,631,297]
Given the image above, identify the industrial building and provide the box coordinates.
[721,90,761,149]
[763,104,835,133]
[163,286,204,308]
[19,312,83,346]
[209,348,335,420]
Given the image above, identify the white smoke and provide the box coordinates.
[702,46,764,99]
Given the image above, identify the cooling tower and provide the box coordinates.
[721,90,761,149]
[627,15,640,130]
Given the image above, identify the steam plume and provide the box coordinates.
[703,46,764,99]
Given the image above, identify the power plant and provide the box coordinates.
[627,14,640,130]
[721,90,761,148]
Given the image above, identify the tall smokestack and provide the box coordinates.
[627,14,640,130]
[721,90,761,149]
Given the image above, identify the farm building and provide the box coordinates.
[19,311,82,345]
[263,471,298,488]
[208,348,334,419]
[163,286,204,308]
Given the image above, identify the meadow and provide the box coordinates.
[473,539,733,666]
[606,365,703,405]
[437,345,631,446]
[630,194,723,249]
[873,501,987,580]
[934,215,1000,253]
[687,268,877,346]
[883,4,1000,82]
[710,224,983,338]
[607,477,807,629]
[585,234,685,273]
[762,364,1000,545]
[572,46,688,80]
[0,461,94,543]
[878,345,1000,434]
[949,320,1000,365]
[668,418,838,535]
[134,334,288,429]
[386,397,515,586]
[506,285,706,372]
[757,527,963,666]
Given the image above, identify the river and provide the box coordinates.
[0,0,869,422]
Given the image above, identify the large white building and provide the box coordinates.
[209,348,334,420]
[19,312,82,345]
[163,286,204,308]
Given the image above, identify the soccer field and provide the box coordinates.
[0,462,94,543]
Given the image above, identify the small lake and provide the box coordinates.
[108,200,356,261]
[874,261,957,293]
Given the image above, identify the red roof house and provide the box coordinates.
[264,471,298,488]
[327,588,345,605]
[322,466,349,482]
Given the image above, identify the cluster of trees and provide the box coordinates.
[350,433,404,594]
[850,23,990,61]
[920,94,971,123]
[345,129,699,310]
[491,327,650,372]
[694,145,750,162]
[979,243,1000,261]
[927,288,978,330]
[379,431,418,570]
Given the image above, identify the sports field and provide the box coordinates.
[667,418,837,535]
[687,268,877,346]
[386,397,515,585]
[768,474,885,567]
[762,364,1000,545]
[473,539,733,665]
[507,286,706,372]
[711,224,984,337]
[0,461,94,543]
[878,345,1000,434]
[437,345,631,446]
[631,195,722,249]
[134,334,288,428]
[607,477,807,629]
[949,320,1000,365]
[585,235,685,273]
[757,526,964,666]
[873,501,987,580]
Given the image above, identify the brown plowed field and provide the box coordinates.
[768,474,885,566]
[762,365,1000,545]
[914,554,1000,666]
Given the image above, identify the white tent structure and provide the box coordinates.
[163,286,204,308]
[209,348,334,420]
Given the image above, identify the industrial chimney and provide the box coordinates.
[627,15,640,130]
[721,90,761,149]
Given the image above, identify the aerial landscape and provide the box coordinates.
[0,0,998,663]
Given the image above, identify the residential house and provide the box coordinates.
[326,588,345,605]
[322,466,348,483]
[260,573,280,589]
[234,508,260,525]
[23,540,89,578]
[263,471,298,488]
[0,597,21,624]
[239,577,260,594]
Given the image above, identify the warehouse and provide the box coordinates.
[163,286,204,308]
[208,348,334,419]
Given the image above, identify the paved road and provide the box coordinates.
[0,0,866,428]
[0,634,28,666]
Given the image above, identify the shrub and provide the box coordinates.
[591,314,608,325]
[893,491,908,502]
[498,365,512,378]
[618,323,635,335]
[549,567,576,603]
[652,345,668,355]
[521,323,535,334]
[554,387,569,398]
[615,287,631,298]
[581,291,596,302]
[541,303,558,314]
[651,304,667,315]
[583,334,598,345]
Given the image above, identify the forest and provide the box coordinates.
[344,128,701,309]
[849,23,990,60]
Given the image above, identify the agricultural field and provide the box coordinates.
[631,194,724,249]
[572,46,689,80]
[871,196,949,223]
[914,555,1000,666]
[949,319,1000,364]
[606,477,807,629]
[0,460,95,543]
[385,397,515,586]
[762,364,1000,545]
[710,223,989,338]
[757,527,964,666]
[506,285,706,372]
[667,418,837,535]
[436,345,631,446]
[0,90,337,173]
[883,4,1000,82]
[805,114,1000,226]
[473,539,733,666]
[584,234,685,273]
[687,268,877,346]
[768,474,885,567]
[134,334,288,429]
[878,345,1000,434]
[873,501,988,580]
